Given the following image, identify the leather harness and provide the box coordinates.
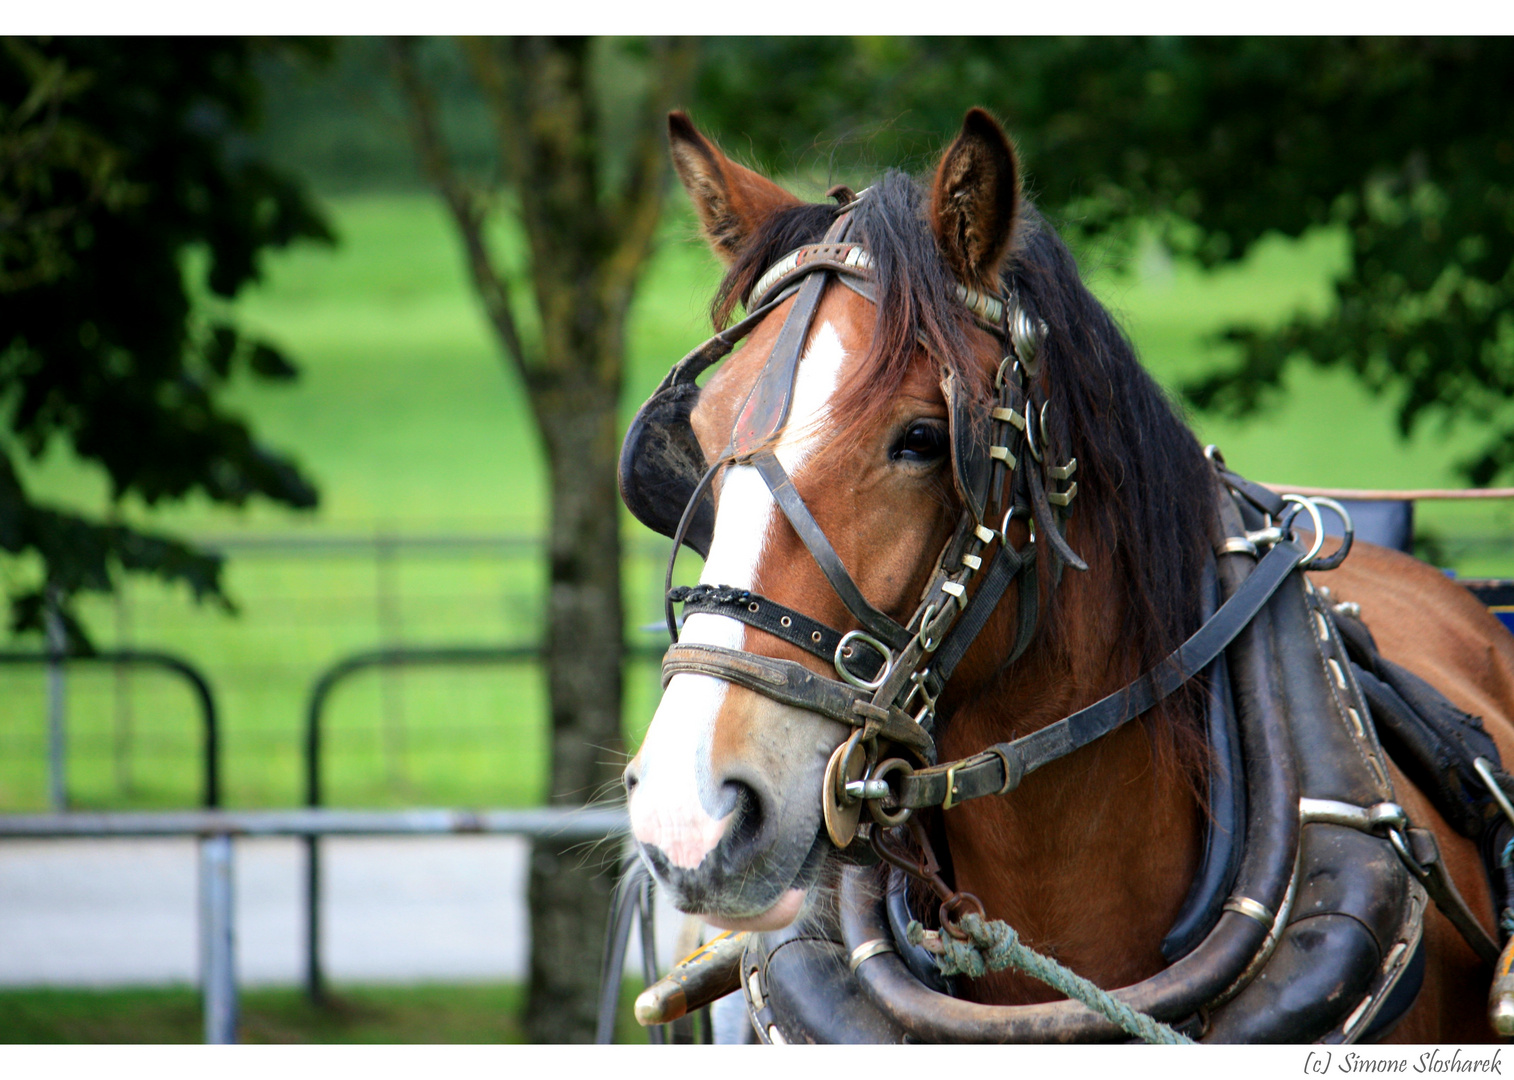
[617,194,1514,1042]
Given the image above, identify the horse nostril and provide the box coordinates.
[720,779,765,854]
[623,760,641,798]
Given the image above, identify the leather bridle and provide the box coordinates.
[642,200,1082,848]
[628,194,1338,863]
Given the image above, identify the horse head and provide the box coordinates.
[623,105,1219,971]
[623,109,1047,930]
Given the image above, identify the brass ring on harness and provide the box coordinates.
[866,757,915,828]
[822,731,870,848]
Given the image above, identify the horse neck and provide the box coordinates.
[932,536,1204,1004]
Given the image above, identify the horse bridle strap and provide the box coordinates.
[894,536,1308,811]
[661,642,935,755]
[650,198,1077,804]
[751,449,915,652]
[669,584,889,678]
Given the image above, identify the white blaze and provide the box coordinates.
[629,321,849,869]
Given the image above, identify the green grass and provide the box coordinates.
[0,982,655,1044]
[4,191,1510,814]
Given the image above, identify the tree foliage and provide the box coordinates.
[694,37,1514,482]
[0,37,331,645]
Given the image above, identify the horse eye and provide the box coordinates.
[893,421,948,463]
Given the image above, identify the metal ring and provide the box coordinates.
[835,629,893,690]
[1000,503,1026,540]
[1023,400,1043,463]
[918,603,939,651]
[866,758,914,827]
[919,600,955,653]
[848,938,897,972]
[939,892,986,942]
[1280,494,1327,565]
[1222,895,1276,928]
[1217,536,1259,557]
[1302,495,1354,571]
[994,355,1014,390]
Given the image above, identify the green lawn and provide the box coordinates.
[0,982,654,1044]
[4,191,1509,813]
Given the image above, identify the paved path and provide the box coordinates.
[0,836,681,986]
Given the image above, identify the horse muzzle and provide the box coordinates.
[624,679,847,926]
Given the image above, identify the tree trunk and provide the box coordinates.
[524,377,624,1042]
[392,34,694,1042]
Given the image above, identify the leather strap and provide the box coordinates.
[731,268,831,457]
[751,449,914,652]
[1402,826,1500,966]
[671,583,887,679]
[1220,467,1287,518]
[661,642,933,755]
[731,215,855,458]
[664,461,724,640]
[899,538,1306,810]
[1026,453,1088,573]
[928,539,1033,690]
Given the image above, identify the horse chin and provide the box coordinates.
[662,820,833,931]
[703,887,808,932]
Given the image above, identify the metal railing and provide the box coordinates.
[0,650,221,808]
[0,806,628,1043]
[297,641,663,1002]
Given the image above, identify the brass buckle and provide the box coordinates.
[941,761,962,811]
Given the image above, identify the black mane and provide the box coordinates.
[716,170,1216,709]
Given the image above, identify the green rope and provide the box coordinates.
[906,913,1194,1045]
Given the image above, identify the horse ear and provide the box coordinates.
[930,108,1021,291]
[668,111,801,263]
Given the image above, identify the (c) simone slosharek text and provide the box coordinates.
[1306,1051,1504,1075]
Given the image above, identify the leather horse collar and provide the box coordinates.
[742,467,1432,1043]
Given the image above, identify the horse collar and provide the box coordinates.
[743,471,1434,1043]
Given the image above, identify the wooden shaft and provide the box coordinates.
[634,930,748,1026]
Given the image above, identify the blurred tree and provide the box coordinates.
[389,36,695,1043]
[0,37,330,647]
[694,37,1514,483]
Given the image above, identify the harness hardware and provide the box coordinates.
[1221,896,1276,929]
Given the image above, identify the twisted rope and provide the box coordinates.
[668,584,754,605]
[906,913,1194,1045]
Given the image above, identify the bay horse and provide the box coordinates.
[620,107,1514,1042]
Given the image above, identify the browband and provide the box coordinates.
[749,242,1008,331]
